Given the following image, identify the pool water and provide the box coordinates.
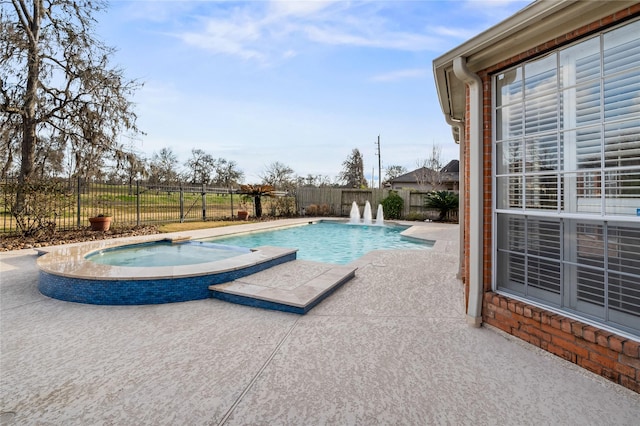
[87,241,251,267]
[207,221,433,264]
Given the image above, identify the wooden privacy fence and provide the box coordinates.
[295,187,458,222]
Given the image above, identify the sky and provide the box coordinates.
[97,0,532,184]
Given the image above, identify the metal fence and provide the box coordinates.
[0,177,297,234]
[1,179,457,235]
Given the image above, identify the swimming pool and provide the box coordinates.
[86,241,251,267]
[206,221,433,264]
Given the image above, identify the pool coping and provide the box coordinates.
[36,218,435,282]
[37,237,298,281]
[34,218,438,307]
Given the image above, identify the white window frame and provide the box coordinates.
[492,19,640,340]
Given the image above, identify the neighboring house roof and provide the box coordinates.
[441,159,459,174]
[389,160,459,185]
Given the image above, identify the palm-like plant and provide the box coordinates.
[424,190,459,221]
[239,184,275,218]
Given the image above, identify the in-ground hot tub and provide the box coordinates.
[37,237,297,305]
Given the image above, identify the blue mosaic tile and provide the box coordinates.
[38,252,297,305]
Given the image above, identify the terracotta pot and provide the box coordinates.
[237,211,249,221]
[89,216,112,231]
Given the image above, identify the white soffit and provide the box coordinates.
[433,0,639,121]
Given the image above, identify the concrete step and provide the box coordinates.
[209,260,357,314]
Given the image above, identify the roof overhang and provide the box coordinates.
[433,0,638,125]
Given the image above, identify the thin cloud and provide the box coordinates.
[370,68,430,82]
[170,1,450,63]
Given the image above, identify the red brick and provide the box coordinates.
[571,322,584,338]
[600,15,614,26]
[589,351,616,370]
[560,319,573,334]
[595,330,613,348]
[588,342,619,360]
[540,323,567,341]
[623,341,640,358]
[579,357,603,375]
[619,354,640,370]
[614,361,636,378]
[601,368,619,383]
[547,342,575,362]
[522,324,551,343]
[523,306,533,318]
[582,326,597,343]
[531,308,542,323]
[551,335,589,359]
[494,312,520,330]
[484,316,511,334]
[514,304,524,316]
[609,336,625,353]
[620,375,640,393]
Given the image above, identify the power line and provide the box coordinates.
[375,135,381,188]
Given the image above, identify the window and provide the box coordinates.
[494,20,640,337]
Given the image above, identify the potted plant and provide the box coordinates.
[236,200,250,221]
[89,213,112,231]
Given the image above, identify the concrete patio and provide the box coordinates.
[1,219,639,425]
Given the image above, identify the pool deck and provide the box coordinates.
[1,218,640,424]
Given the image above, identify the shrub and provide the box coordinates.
[381,191,404,219]
[2,180,73,237]
[405,212,427,221]
[424,191,459,221]
[319,204,330,216]
[306,204,318,216]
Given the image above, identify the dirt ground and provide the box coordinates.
[0,225,161,252]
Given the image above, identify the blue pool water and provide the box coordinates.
[207,221,432,264]
[87,241,251,267]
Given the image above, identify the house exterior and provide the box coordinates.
[433,0,640,393]
[388,159,460,191]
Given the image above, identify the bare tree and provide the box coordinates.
[415,143,444,190]
[383,165,407,185]
[260,161,295,192]
[1,0,142,197]
[339,148,367,188]
[184,148,216,184]
[149,147,179,184]
[212,158,243,188]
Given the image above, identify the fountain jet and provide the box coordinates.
[376,204,384,226]
[363,201,373,225]
[349,201,361,224]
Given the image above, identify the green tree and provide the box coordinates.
[381,191,404,220]
[339,148,367,188]
[424,190,459,221]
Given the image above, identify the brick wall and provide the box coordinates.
[484,292,640,393]
[458,3,640,393]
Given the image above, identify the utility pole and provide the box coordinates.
[375,135,382,188]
